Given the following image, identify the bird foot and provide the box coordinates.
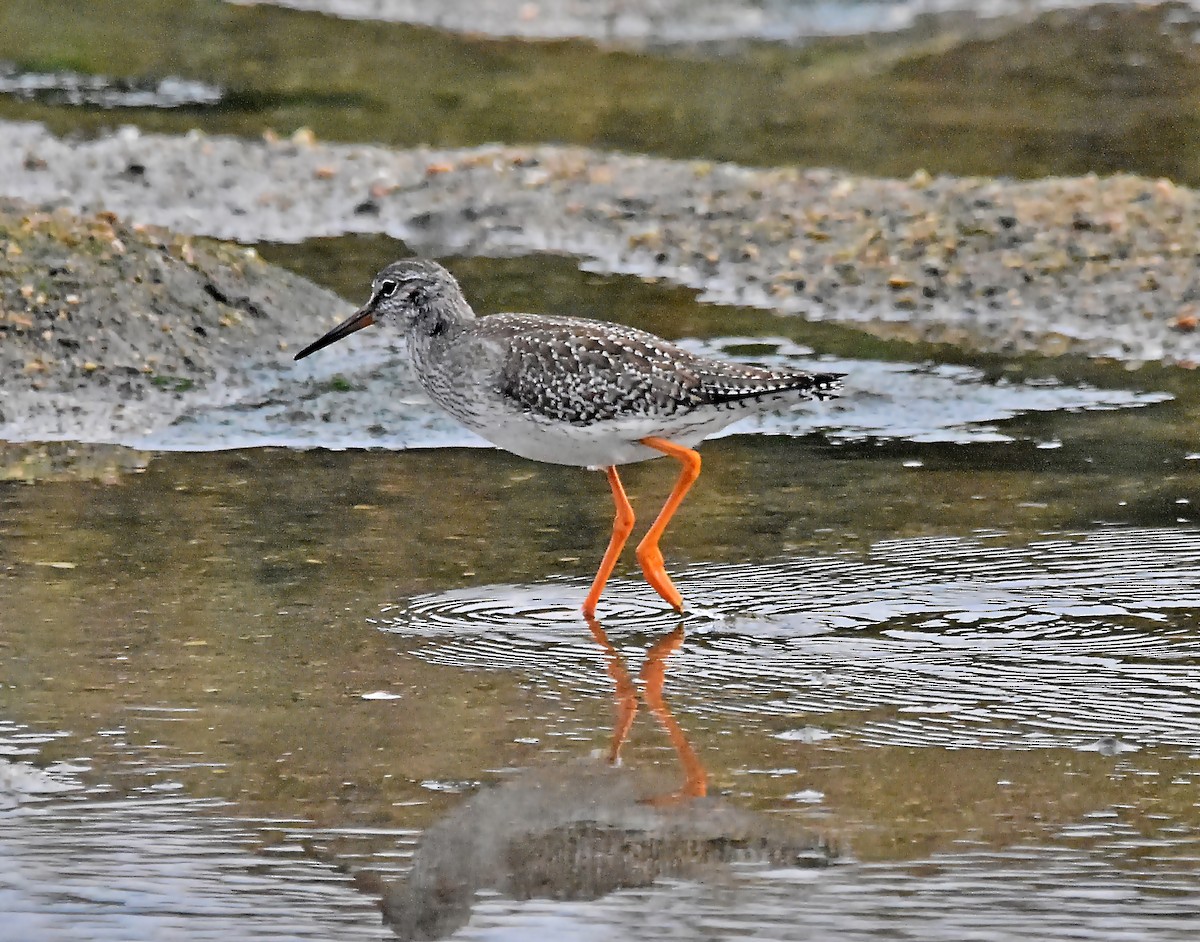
[637,545,684,612]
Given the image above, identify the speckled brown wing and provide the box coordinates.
[482,314,842,425]
[486,315,706,424]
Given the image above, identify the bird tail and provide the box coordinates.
[702,370,845,405]
[804,371,845,401]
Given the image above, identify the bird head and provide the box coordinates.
[293,258,457,360]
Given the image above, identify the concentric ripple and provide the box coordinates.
[379,581,685,637]
[378,526,1200,752]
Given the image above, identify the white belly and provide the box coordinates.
[470,411,739,468]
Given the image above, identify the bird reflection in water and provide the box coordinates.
[587,619,707,806]
[382,621,833,941]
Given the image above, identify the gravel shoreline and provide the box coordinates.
[3,118,1199,448]
[4,120,1200,369]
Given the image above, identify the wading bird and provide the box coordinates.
[295,259,842,617]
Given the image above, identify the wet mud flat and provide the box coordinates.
[5,114,1200,445]
[0,195,1185,453]
[0,197,349,443]
[5,120,1200,378]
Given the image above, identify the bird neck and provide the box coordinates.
[407,290,475,344]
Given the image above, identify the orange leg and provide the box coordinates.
[635,437,702,613]
[582,466,635,619]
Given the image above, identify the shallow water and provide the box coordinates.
[3,253,1200,939]
[3,443,1200,938]
[3,0,1200,936]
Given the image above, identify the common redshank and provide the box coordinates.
[294,259,842,617]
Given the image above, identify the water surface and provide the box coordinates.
[2,255,1199,939]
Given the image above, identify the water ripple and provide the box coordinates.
[378,527,1200,752]
[0,726,387,942]
[445,846,1200,942]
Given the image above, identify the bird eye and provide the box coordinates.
[378,279,398,298]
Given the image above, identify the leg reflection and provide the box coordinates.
[640,626,707,803]
[585,616,708,804]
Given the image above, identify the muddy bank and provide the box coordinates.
[0,196,350,442]
[0,191,1170,459]
[3,120,1200,367]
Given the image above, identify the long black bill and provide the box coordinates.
[293,305,376,361]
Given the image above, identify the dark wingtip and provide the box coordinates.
[702,369,846,405]
[812,371,846,400]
